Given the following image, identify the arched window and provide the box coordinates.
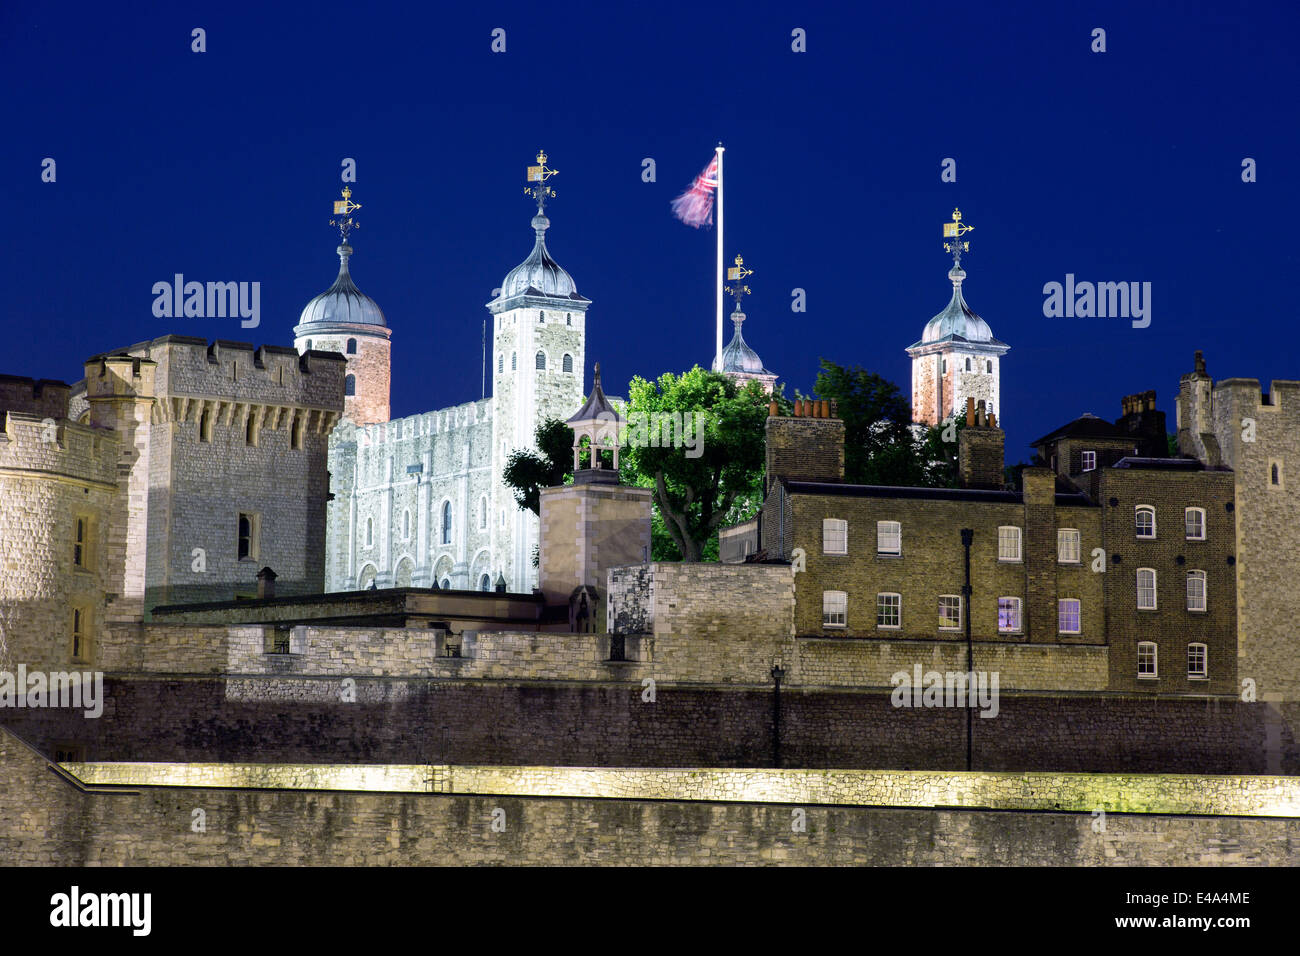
[442,501,452,545]
[365,517,373,547]
[566,313,572,325]
[1135,505,1156,538]
[536,351,546,370]
[497,355,503,374]
[511,352,516,371]
[562,353,573,373]
[439,577,450,590]
[538,310,545,323]
[345,375,356,396]
[479,573,491,591]
[965,357,972,372]
[346,338,357,354]
[402,509,411,539]
[1272,462,1281,485]
[986,359,992,373]
[941,359,947,374]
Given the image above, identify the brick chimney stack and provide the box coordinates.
[958,397,1006,489]
[1116,389,1167,457]
[764,399,845,492]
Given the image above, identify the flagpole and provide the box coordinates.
[715,143,724,370]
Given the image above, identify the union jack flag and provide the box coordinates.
[670,155,719,229]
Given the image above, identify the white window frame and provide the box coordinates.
[1137,567,1158,610]
[1057,528,1081,564]
[822,518,848,556]
[822,590,847,629]
[1187,643,1208,680]
[1135,505,1156,539]
[1186,570,1207,612]
[1137,641,1158,679]
[876,520,901,556]
[997,596,1022,634]
[997,526,1022,562]
[876,592,901,630]
[1058,598,1082,634]
[1184,507,1206,541]
[1081,450,1096,472]
[938,594,962,631]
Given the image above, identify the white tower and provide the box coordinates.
[487,151,589,591]
[905,209,1009,426]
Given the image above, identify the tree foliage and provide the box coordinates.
[501,418,574,515]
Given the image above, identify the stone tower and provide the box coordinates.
[293,189,391,427]
[906,210,1009,426]
[487,151,589,591]
[1177,350,1300,702]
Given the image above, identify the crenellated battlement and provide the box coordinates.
[0,410,120,486]
[344,398,493,450]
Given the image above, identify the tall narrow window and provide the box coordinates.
[365,517,373,547]
[403,509,411,539]
[344,375,356,396]
[238,513,257,560]
[822,518,848,555]
[566,313,572,325]
[538,310,545,323]
[1272,462,1281,485]
[965,357,972,371]
[480,573,492,591]
[1187,643,1208,679]
[73,517,87,568]
[511,352,516,371]
[442,501,452,545]
[985,360,992,373]
[1137,568,1157,609]
[562,353,573,373]
[1081,450,1096,472]
[998,597,1022,633]
[536,351,546,370]
[939,595,962,630]
[1135,505,1156,538]
[822,591,847,628]
[877,520,901,556]
[1137,641,1158,678]
[1185,507,1205,540]
[290,414,303,450]
[497,355,503,373]
[480,495,489,530]
[1057,529,1081,563]
[199,408,213,443]
[71,607,88,662]
[876,593,901,629]
[346,337,357,354]
[246,413,257,446]
[1058,599,1081,634]
[997,526,1022,562]
[1186,570,1207,611]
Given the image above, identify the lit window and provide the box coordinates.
[1185,507,1205,540]
[822,590,847,628]
[998,597,1022,633]
[998,526,1022,562]
[877,520,901,556]
[1186,570,1206,611]
[1135,505,1156,538]
[1057,529,1081,563]
[1187,643,1208,679]
[822,518,848,555]
[1058,599,1081,634]
[876,593,901,629]
[1137,641,1158,678]
[1137,568,1157,610]
[1081,450,1096,472]
[939,595,961,630]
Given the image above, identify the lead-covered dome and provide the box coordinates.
[497,214,584,301]
[720,310,772,375]
[915,266,1003,346]
[298,243,387,328]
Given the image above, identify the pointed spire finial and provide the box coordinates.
[330,186,362,242]
[525,149,559,213]
[726,253,753,312]
[942,208,973,269]
[593,361,601,388]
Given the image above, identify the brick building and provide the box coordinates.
[744,396,1236,694]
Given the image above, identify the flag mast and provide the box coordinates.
[714,143,724,370]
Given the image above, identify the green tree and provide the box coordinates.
[812,360,916,484]
[501,418,574,515]
[621,367,775,562]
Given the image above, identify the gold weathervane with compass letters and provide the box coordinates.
[330,187,362,241]
[726,254,753,311]
[942,208,973,267]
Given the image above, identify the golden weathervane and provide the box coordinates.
[526,150,559,212]
[330,187,362,241]
[942,208,973,267]
[726,254,753,311]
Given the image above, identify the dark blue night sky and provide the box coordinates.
[5,0,1297,460]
